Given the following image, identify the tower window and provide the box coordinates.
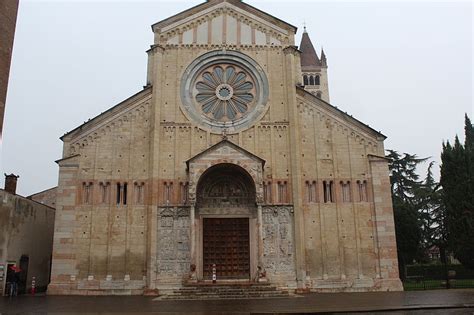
[303,75,309,86]
[309,76,315,85]
[315,75,320,85]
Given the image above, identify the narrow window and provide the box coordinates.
[341,181,351,202]
[100,182,110,204]
[164,182,173,205]
[180,182,188,204]
[315,75,320,85]
[140,183,145,204]
[323,180,334,203]
[123,183,128,205]
[303,75,309,86]
[309,76,315,85]
[264,181,272,204]
[278,181,288,203]
[306,181,317,203]
[311,181,317,203]
[134,182,145,205]
[82,182,87,204]
[83,182,93,204]
[134,183,139,204]
[116,183,121,205]
[358,180,368,202]
[306,181,311,203]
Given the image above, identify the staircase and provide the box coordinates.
[158,282,293,300]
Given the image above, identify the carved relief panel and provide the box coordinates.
[262,206,296,279]
[156,207,191,278]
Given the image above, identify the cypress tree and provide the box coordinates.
[440,114,474,269]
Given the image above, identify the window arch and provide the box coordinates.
[303,75,309,86]
[315,75,320,85]
[309,76,315,85]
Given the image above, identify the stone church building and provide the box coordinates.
[49,0,402,295]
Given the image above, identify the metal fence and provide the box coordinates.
[403,264,474,290]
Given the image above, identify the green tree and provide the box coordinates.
[440,114,474,269]
[417,162,446,262]
[386,150,427,278]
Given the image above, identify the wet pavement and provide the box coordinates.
[0,289,473,314]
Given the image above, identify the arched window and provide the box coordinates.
[309,76,315,85]
[303,75,309,86]
[315,75,320,85]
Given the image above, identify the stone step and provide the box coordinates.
[174,287,278,293]
[160,284,291,300]
[161,293,290,300]
[182,283,272,288]
[172,290,287,296]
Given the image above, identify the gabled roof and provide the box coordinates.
[152,0,297,34]
[300,30,321,68]
[186,139,265,168]
[27,186,57,199]
[60,86,152,141]
[296,85,387,140]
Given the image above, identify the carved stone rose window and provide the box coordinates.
[195,65,255,122]
[181,50,269,134]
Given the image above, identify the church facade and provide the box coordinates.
[49,0,402,295]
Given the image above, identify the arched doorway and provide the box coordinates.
[195,164,257,280]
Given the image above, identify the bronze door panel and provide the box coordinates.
[203,218,250,279]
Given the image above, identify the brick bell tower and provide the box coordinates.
[299,27,330,103]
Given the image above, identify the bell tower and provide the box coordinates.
[299,27,330,103]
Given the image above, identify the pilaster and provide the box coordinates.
[283,45,306,288]
[368,155,403,291]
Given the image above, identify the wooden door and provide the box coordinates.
[203,218,250,279]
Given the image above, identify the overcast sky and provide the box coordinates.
[0,0,472,196]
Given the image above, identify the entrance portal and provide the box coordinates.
[196,163,257,281]
[203,218,250,279]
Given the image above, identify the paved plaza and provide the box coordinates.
[0,289,474,314]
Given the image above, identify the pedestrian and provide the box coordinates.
[6,266,18,297]
[14,268,21,295]
[6,267,15,296]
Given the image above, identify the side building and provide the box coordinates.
[0,174,56,295]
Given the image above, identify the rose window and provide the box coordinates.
[195,65,256,122]
[180,50,269,134]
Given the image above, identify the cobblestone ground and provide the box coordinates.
[0,290,473,314]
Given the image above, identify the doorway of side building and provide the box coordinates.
[18,255,29,294]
